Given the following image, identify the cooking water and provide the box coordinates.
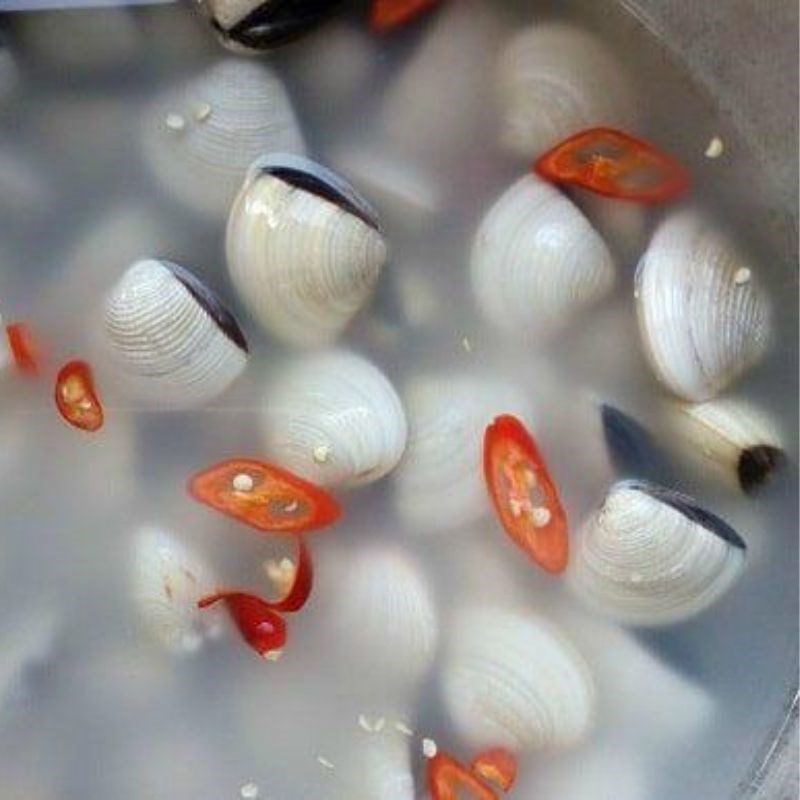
[0,2,796,799]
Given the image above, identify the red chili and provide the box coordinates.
[54,360,104,432]
[484,415,568,575]
[534,127,690,204]
[428,752,499,800]
[370,0,440,32]
[188,458,341,535]
[470,748,518,793]
[6,323,41,376]
[268,539,313,613]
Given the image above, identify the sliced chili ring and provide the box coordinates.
[484,414,569,575]
[54,360,104,432]
[269,539,313,613]
[534,127,690,204]
[188,458,341,534]
[6,322,41,376]
[470,747,518,792]
[370,0,440,32]
[428,752,499,800]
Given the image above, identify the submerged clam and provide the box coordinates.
[261,350,407,488]
[496,22,637,159]
[569,480,747,626]
[471,174,616,340]
[227,153,387,346]
[635,210,772,401]
[142,59,305,220]
[102,259,248,408]
[442,606,594,751]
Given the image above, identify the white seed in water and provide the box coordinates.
[394,721,414,737]
[531,506,552,527]
[313,444,332,464]
[422,738,438,759]
[193,102,212,122]
[317,756,335,771]
[373,717,386,732]
[240,782,259,799]
[358,713,373,732]
[283,500,299,514]
[165,112,186,132]
[734,267,752,285]
[263,649,283,662]
[232,473,254,492]
[705,136,725,158]
[461,335,473,353]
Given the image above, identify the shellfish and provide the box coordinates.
[227,153,387,347]
[635,210,772,401]
[141,59,305,220]
[102,259,248,408]
[441,606,594,751]
[569,480,747,625]
[261,350,407,488]
[471,174,616,340]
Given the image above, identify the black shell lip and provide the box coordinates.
[738,445,785,494]
[251,152,381,232]
[160,259,249,354]
[618,479,747,551]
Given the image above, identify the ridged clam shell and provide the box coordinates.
[103,259,248,408]
[130,527,222,655]
[471,174,616,340]
[496,22,637,158]
[142,59,305,220]
[569,480,747,625]
[442,606,594,751]
[227,154,387,346]
[261,350,407,488]
[393,373,532,534]
[635,210,772,401]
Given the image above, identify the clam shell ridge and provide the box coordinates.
[569,480,746,626]
[260,350,407,488]
[635,210,772,401]
[227,154,387,346]
[103,259,248,408]
[442,606,595,751]
[471,174,616,340]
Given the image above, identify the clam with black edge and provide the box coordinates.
[102,259,248,408]
[568,480,747,626]
[226,153,388,347]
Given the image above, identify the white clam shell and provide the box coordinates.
[442,606,595,751]
[129,526,222,655]
[142,59,305,220]
[261,350,407,488]
[569,481,747,625]
[496,22,637,158]
[393,373,532,534]
[102,259,248,408]
[635,210,772,401]
[471,174,616,340]
[227,156,388,346]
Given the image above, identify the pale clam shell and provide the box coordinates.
[635,210,772,401]
[227,154,387,347]
[141,59,305,220]
[102,258,248,408]
[442,606,595,751]
[261,350,407,488]
[569,480,747,625]
[129,526,222,655]
[471,174,616,340]
[496,21,637,159]
[392,372,533,534]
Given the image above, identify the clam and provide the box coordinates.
[569,480,747,626]
[260,350,407,488]
[102,259,248,408]
[635,210,772,401]
[141,59,305,220]
[471,174,616,340]
[442,606,594,751]
[393,373,533,534]
[496,22,637,159]
[666,398,785,493]
[129,526,222,655]
[198,0,342,53]
[227,153,387,346]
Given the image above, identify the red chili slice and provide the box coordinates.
[484,414,568,574]
[188,458,341,534]
[198,591,287,659]
[6,323,41,376]
[269,539,313,613]
[428,752,498,800]
[370,0,440,32]
[470,748,518,793]
[54,360,104,432]
[534,127,690,204]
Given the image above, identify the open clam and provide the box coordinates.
[227,154,387,347]
[569,480,747,626]
[635,210,772,401]
[102,259,248,408]
[471,173,616,340]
